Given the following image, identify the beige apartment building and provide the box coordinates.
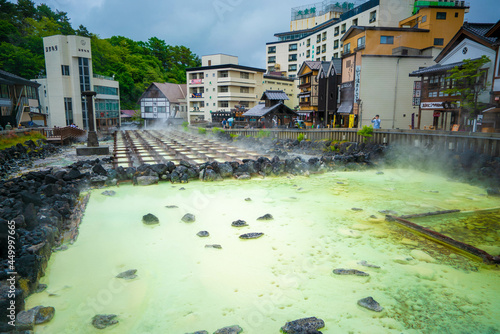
[262,74,299,110]
[34,35,120,130]
[186,54,265,123]
[266,0,416,77]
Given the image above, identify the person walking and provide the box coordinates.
[222,118,227,129]
[371,115,381,129]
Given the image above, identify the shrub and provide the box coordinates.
[182,121,189,127]
[198,127,207,135]
[357,125,373,142]
[297,133,305,142]
[230,133,238,139]
[256,130,270,138]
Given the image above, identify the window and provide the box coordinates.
[219,86,228,92]
[322,44,326,53]
[95,86,118,95]
[455,12,458,18]
[306,38,311,47]
[434,38,444,46]
[268,56,276,63]
[61,65,70,76]
[268,46,276,53]
[322,32,327,41]
[240,87,249,93]
[289,54,297,61]
[219,71,229,77]
[334,27,339,36]
[64,97,73,126]
[357,36,365,49]
[380,36,394,44]
[369,10,376,23]
[208,60,212,66]
[289,64,297,71]
[343,43,350,54]
[322,56,326,61]
[352,18,358,26]
[306,50,310,58]
[219,101,229,108]
[436,12,446,20]
[334,52,339,58]
[317,34,321,43]
[334,40,339,49]
[289,43,298,51]
[240,101,249,107]
[240,72,249,79]
[341,23,346,33]
[422,15,427,23]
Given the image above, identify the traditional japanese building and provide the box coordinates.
[138,82,187,127]
[243,90,298,128]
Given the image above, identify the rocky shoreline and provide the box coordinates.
[0,134,498,332]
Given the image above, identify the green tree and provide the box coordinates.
[442,55,491,123]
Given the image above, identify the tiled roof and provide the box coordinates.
[304,61,322,70]
[409,58,481,76]
[243,102,297,118]
[154,83,187,103]
[0,69,40,87]
[262,90,289,101]
[463,22,498,44]
[331,58,342,74]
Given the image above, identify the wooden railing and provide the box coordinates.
[223,128,500,157]
[43,126,87,145]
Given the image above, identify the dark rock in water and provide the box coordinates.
[379,210,398,215]
[182,213,196,223]
[358,260,380,268]
[116,269,137,279]
[231,219,248,227]
[376,171,384,175]
[369,215,378,219]
[337,182,344,184]
[92,314,118,329]
[213,325,243,334]
[137,175,159,186]
[179,187,186,190]
[34,306,55,324]
[486,188,500,197]
[358,296,383,312]
[35,284,48,293]
[333,268,369,276]
[53,245,68,252]
[186,331,209,334]
[205,244,222,249]
[165,205,178,209]
[197,231,209,237]
[239,232,264,239]
[92,163,107,176]
[101,190,116,196]
[244,198,252,201]
[257,213,273,221]
[351,208,363,211]
[142,213,159,225]
[281,317,325,333]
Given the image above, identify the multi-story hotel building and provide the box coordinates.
[186,54,265,123]
[34,35,120,130]
[266,0,417,77]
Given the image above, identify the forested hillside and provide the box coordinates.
[0,0,200,109]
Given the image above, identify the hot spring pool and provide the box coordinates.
[26,169,500,333]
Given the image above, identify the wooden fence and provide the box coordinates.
[222,128,500,157]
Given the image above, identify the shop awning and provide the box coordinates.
[483,107,500,113]
[337,101,352,114]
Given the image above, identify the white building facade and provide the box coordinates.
[34,35,120,130]
[186,54,265,123]
[266,0,415,77]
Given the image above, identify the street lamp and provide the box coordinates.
[356,98,363,127]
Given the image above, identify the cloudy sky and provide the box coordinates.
[31,0,499,68]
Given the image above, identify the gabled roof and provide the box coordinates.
[243,102,297,118]
[485,19,500,40]
[0,69,40,87]
[297,61,322,77]
[330,58,342,74]
[435,22,498,63]
[409,58,481,77]
[138,82,187,104]
[340,25,429,42]
[261,90,289,101]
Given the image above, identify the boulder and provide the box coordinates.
[92,163,107,176]
[137,176,159,186]
[101,190,116,196]
[116,269,137,280]
[34,306,55,324]
[182,213,196,223]
[333,268,369,276]
[205,244,222,249]
[213,325,243,334]
[142,213,159,225]
[196,231,209,237]
[257,213,273,221]
[281,317,325,333]
[358,296,383,312]
[239,232,264,239]
[92,314,118,329]
[186,331,208,334]
[231,220,248,227]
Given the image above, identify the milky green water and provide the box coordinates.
[27,169,500,334]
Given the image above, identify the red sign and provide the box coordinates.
[190,79,202,84]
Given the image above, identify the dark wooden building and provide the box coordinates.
[317,59,342,127]
[243,90,298,128]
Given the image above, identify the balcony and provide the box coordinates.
[217,77,256,86]
[217,92,256,99]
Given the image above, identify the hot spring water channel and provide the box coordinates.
[26,169,500,333]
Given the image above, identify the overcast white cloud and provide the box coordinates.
[31,0,499,68]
